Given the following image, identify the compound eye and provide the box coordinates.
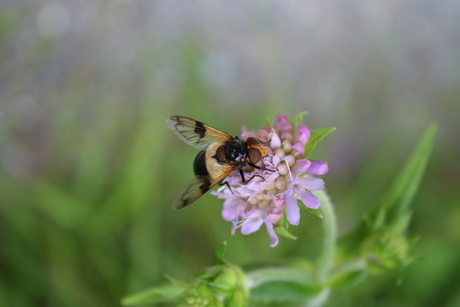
[248,147,262,164]
[246,137,261,146]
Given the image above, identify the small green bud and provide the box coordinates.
[210,268,238,293]
[361,229,414,274]
[176,284,223,307]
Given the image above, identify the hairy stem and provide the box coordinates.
[315,189,337,283]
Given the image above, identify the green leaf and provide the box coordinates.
[199,265,226,281]
[121,283,184,305]
[305,207,323,218]
[274,225,298,240]
[337,124,437,259]
[303,192,326,218]
[216,241,228,264]
[303,128,336,158]
[377,123,437,224]
[290,111,309,127]
[265,116,274,127]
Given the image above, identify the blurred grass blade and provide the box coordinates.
[338,124,437,256]
[376,123,437,224]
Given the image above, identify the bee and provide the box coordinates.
[166,115,269,209]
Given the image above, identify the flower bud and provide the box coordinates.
[292,143,305,158]
[211,268,238,293]
[274,177,287,190]
[274,148,285,159]
[277,163,288,175]
[282,139,292,153]
[294,125,310,144]
[361,229,414,274]
[177,284,223,307]
[281,132,294,142]
[256,129,269,140]
[274,114,292,133]
[270,133,281,149]
[284,154,296,166]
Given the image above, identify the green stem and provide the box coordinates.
[244,190,337,307]
[246,268,314,289]
[245,190,337,288]
[315,189,337,283]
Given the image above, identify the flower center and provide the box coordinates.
[291,183,303,198]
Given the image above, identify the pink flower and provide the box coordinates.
[285,176,325,225]
[211,114,329,247]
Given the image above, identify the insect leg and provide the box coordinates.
[248,161,275,172]
[239,169,246,182]
[245,174,266,182]
[218,180,233,194]
[239,166,266,183]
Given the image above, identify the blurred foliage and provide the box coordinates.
[1,1,460,307]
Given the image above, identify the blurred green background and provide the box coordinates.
[1,1,459,306]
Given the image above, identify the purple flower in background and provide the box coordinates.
[212,114,329,247]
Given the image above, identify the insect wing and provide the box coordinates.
[173,164,234,209]
[166,116,233,150]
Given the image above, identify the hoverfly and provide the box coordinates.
[166,115,269,209]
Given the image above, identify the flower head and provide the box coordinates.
[211,114,329,247]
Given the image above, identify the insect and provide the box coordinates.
[166,115,269,209]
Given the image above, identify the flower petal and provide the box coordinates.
[305,160,329,175]
[292,159,311,173]
[270,132,281,149]
[285,195,300,225]
[298,190,320,209]
[292,142,305,158]
[294,125,310,144]
[222,207,238,221]
[267,209,283,223]
[241,217,264,234]
[271,195,285,208]
[221,197,244,221]
[295,177,324,191]
[274,114,291,133]
[265,221,279,247]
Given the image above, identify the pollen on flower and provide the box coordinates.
[211,114,329,247]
